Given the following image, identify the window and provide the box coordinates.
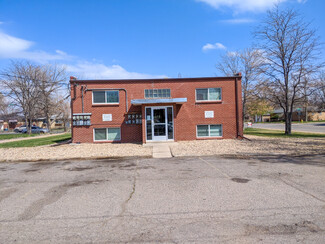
[93,90,119,104]
[145,89,171,99]
[197,124,222,137]
[94,128,121,141]
[196,88,221,101]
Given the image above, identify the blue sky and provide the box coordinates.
[0,0,324,79]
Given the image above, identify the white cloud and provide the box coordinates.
[227,51,238,57]
[220,18,255,24]
[0,31,33,54]
[196,0,303,13]
[0,31,71,62]
[0,30,166,79]
[202,42,226,52]
[66,62,167,80]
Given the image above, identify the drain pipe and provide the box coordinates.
[81,85,84,113]
[85,88,128,113]
[234,74,244,139]
[70,76,78,142]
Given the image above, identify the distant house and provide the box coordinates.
[270,107,325,122]
[35,115,70,130]
[0,113,25,131]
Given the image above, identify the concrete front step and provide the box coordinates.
[151,143,172,158]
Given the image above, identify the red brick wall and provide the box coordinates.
[70,77,243,143]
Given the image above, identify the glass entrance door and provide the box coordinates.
[146,106,173,141]
[152,108,167,141]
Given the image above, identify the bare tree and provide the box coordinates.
[0,61,67,134]
[55,97,71,132]
[216,48,263,121]
[312,71,325,110]
[0,92,9,116]
[0,61,43,134]
[38,64,66,132]
[254,6,323,134]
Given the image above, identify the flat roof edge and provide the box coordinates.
[70,76,241,83]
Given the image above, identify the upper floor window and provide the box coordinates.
[196,88,221,101]
[93,90,119,104]
[145,89,171,99]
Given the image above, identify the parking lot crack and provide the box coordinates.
[199,157,231,179]
[278,177,325,203]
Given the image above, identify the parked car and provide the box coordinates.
[14,125,26,133]
[21,126,49,134]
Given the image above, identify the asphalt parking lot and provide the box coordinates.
[1,155,325,243]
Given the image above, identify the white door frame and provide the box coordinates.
[145,106,174,142]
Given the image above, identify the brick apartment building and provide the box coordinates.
[70,75,243,143]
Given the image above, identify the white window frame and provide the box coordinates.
[196,124,223,138]
[195,88,222,102]
[92,90,119,105]
[93,127,121,142]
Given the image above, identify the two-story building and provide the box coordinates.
[70,75,243,143]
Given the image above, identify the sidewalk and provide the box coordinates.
[144,142,175,158]
[0,132,67,144]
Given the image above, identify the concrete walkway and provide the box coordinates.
[145,142,173,158]
[0,132,68,144]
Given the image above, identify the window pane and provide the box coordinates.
[166,89,171,97]
[145,89,149,98]
[158,89,163,97]
[197,125,209,137]
[167,107,173,139]
[107,91,119,103]
[149,89,153,98]
[196,89,208,101]
[209,88,221,101]
[210,125,222,137]
[93,91,105,103]
[108,128,121,140]
[94,128,107,140]
[153,89,158,98]
[146,108,152,140]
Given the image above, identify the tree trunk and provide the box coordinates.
[24,117,28,133]
[28,118,32,135]
[45,113,51,132]
[285,111,292,135]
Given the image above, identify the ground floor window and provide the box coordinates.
[94,128,121,141]
[197,124,222,137]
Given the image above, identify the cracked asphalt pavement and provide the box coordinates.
[0,155,325,243]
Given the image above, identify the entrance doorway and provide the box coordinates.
[145,106,174,141]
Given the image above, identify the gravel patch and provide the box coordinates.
[0,143,152,162]
[1,135,324,162]
[170,135,325,157]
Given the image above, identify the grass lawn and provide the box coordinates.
[244,128,325,138]
[0,133,39,141]
[0,133,71,148]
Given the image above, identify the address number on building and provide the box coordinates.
[102,114,112,121]
[205,111,214,118]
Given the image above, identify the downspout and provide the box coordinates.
[85,88,128,113]
[81,85,84,113]
[234,76,239,139]
[234,74,246,140]
[70,76,78,142]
